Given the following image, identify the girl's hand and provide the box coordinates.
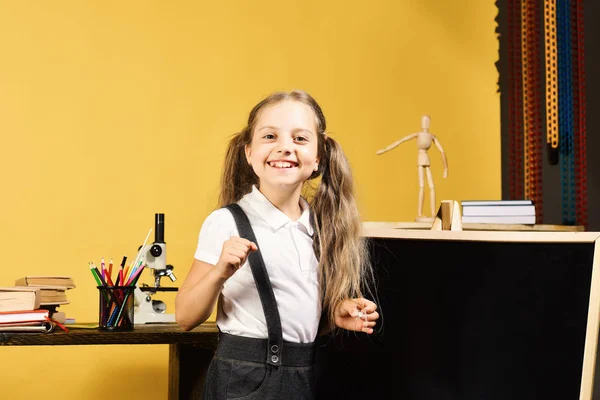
[334,298,379,334]
[215,236,257,280]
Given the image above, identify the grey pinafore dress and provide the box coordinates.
[202,203,317,400]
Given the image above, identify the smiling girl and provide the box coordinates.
[175,90,379,399]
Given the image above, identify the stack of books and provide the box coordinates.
[0,286,54,332]
[14,276,76,325]
[15,276,75,305]
[461,200,536,225]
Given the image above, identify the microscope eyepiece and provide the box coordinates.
[155,213,165,243]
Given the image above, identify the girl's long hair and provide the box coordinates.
[219,90,375,332]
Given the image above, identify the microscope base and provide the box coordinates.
[133,286,176,324]
[134,310,176,324]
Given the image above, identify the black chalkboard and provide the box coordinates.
[316,235,599,400]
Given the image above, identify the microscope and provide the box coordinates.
[133,213,178,324]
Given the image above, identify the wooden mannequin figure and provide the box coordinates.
[376,115,449,222]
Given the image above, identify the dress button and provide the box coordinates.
[271,344,279,353]
[271,355,279,363]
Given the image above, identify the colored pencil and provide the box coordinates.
[89,262,102,286]
[110,286,136,327]
[108,258,113,282]
[118,256,127,286]
[128,228,152,281]
[123,261,131,284]
[127,259,144,284]
[91,263,107,286]
[125,263,146,286]
[104,268,114,287]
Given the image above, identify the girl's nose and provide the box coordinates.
[276,138,293,153]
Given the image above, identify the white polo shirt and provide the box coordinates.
[194,186,321,343]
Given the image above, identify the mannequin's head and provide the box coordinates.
[421,115,431,130]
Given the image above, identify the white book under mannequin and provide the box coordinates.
[462,215,536,224]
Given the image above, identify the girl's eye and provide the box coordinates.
[295,136,308,142]
[263,134,275,139]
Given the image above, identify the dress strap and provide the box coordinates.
[223,203,284,367]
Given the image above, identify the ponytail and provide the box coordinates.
[311,136,374,330]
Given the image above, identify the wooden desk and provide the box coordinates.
[0,322,219,400]
[363,220,585,231]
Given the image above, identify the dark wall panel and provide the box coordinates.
[498,0,599,230]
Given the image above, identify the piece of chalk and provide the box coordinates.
[357,311,364,318]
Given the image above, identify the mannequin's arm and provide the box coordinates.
[376,133,418,155]
[433,136,449,178]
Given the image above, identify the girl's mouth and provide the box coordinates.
[268,161,298,168]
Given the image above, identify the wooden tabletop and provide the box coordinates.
[0,321,219,347]
[362,221,585,232]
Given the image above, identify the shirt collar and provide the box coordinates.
[246,185,314,236]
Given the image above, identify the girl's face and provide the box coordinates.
[245,100,319,194]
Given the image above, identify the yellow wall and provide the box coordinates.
[0,1,499,398]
